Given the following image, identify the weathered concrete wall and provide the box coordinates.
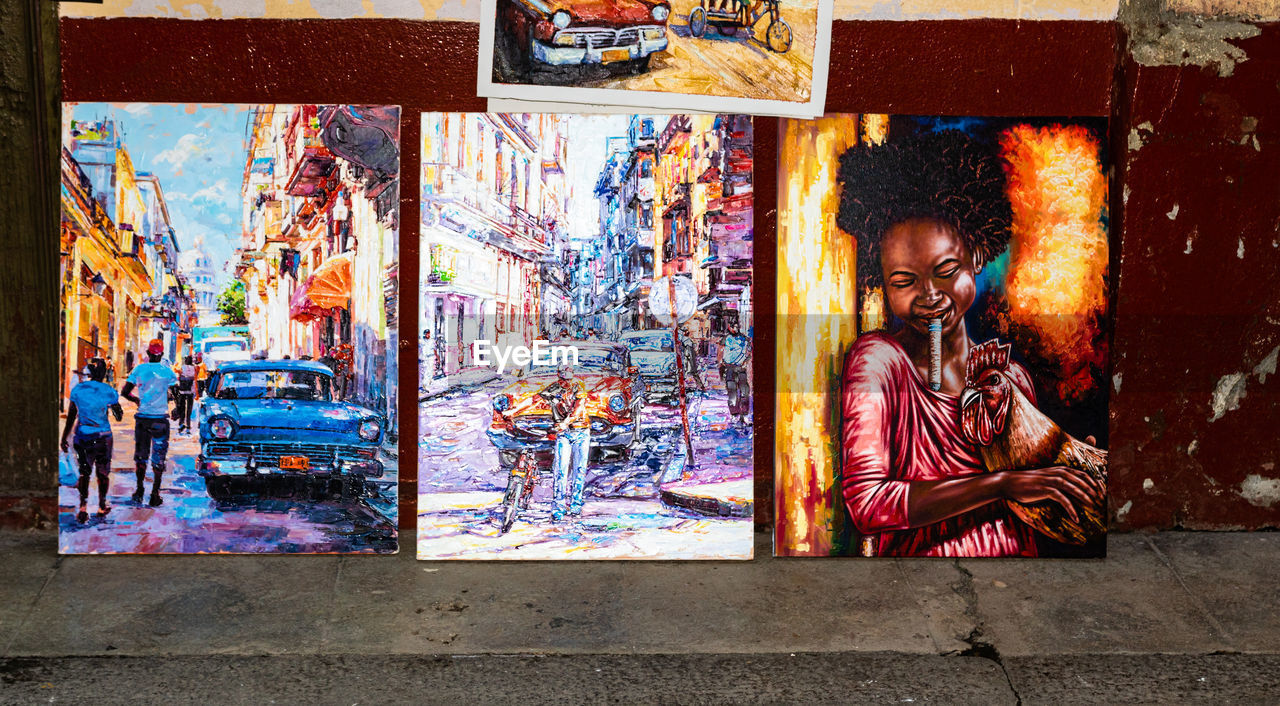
[1110,0,1279,528]
[0,0,59,525]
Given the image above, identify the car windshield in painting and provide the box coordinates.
[478,0,831,117]
[418,113,754,559]
[775,115,1110,558]
[58,103,400,554]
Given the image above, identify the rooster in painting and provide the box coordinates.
[959,339,1107,545]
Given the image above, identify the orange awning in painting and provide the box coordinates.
[308,252,353,310]
[288,284,326,322]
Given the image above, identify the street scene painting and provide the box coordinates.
[418,113,754,559]
[775,115,1110,558]
[58,103,401,554]
[478,0,831,117]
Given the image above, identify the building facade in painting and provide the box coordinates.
[419,113,571,386]
[236,104,401,435]
[60,120,194,399]
[643,115,753,339]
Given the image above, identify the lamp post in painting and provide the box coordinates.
[649,274,698,474]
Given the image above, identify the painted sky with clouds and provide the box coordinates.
[68,102,251,293]
[563,114,637,242]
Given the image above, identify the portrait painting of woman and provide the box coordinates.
[775,116,1111,558]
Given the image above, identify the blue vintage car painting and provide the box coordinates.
[197,359,386,501]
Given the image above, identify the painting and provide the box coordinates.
[775,115,1111,558]
[477,0,832,118]
[418,113,754,559]
[58,103,401,554]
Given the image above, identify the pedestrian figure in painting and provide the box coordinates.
[174,355,197,434]
[718,317,752,427]
[836,130,1104,557]
[61,358,124,523]
[540,363,591,522]
[194,353,209,397]
[120,339,177,507]
[679,323,705,391]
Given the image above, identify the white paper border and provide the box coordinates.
[476,0,832,118]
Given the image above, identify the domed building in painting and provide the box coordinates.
[178,236,220,326]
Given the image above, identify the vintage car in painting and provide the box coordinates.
[494,0,671,81]
[487,341,645,472]
[196,359,386,500]
[619,328,679,404]
[196,335,252,373]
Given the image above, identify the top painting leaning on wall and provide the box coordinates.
[478,0,832,116]
[477,0,832,116]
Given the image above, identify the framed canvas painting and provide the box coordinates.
[477,0,832,118]
[58,103,401,554]
[418,113,755,559]
[775,115,1111,558]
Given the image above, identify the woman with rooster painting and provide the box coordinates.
[836,129,1105,557]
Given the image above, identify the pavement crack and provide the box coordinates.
[948,559,1022,705]
[2,554,61,656]
[893,560,944,654]
[320,556,345,648]
[1144,535,1233,645]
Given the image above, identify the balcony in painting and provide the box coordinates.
[285,144,336,198]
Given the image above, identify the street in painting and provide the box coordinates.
[58,103,400,554]
[418,114,754,559]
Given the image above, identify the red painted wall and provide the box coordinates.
[1110,25,1280,529]
[55,17,1280,530]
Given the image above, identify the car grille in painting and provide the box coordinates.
[510,415,612,436]
[559,26,656,49]
[206,441,375,464]
[512,415,554,436]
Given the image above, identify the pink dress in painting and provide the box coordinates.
[841,332,1039,557]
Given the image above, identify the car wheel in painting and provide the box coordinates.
[627,55,652,75]
[688,6,707,37]
[205,475,231,502]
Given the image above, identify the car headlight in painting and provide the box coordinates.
[209,417,236,440]
[553,32,576,46]
[493,394,512,412]
[552,10,572,28]
[651,4,670,21]
[609,394,627,412]
[358,418,382,442]
[642,27,665,40]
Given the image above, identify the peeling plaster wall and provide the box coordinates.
[1110,0,1280,529]
[58,0,1120,20]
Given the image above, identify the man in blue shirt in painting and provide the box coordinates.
[121,339,177,507]
[61,358,124,523]
[718,317,751,427]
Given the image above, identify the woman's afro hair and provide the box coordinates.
[836,129,1013,288]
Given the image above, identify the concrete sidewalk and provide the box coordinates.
[1,530,1277,703]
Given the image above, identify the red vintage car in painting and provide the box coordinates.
[486,342,645,473]
[494,0,671,81]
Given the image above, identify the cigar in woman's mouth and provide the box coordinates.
[928,318,943,391]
